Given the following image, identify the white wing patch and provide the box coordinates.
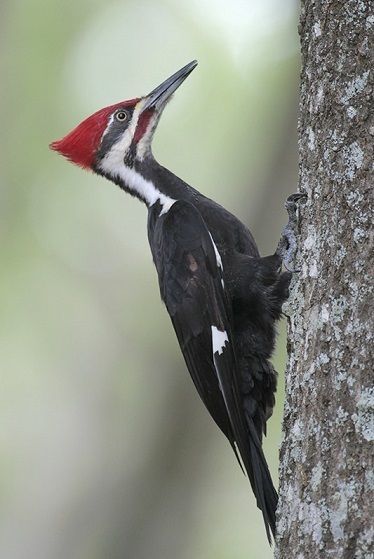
[208,231,225,287]
[159,195,176,215]
[208,232,223,270]
[211,326,229,355]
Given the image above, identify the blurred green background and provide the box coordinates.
[0,1,299,557]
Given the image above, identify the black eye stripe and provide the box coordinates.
[97,107,135,161]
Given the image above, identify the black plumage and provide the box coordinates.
[51,61,298,544]
[145,165,290,542]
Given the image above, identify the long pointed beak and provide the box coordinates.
[142,60,198,111]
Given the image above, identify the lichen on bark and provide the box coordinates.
[275,1,373,558]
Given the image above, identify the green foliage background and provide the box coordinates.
[0,1,299,557]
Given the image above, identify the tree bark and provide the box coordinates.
[275,2,373,558]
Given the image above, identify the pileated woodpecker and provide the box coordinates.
[51,61,302,543]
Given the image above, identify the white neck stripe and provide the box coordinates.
[97,101,176,215]
[99,159,176,214]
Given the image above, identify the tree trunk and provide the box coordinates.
[275,2,373,558]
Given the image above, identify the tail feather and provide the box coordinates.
[246,420,278,543]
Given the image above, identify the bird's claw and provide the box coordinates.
[285,191,308,205]
[283,263,301,273]
[284,191,307,219]
[276,191,307,271]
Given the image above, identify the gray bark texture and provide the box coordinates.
[275,2,373,558]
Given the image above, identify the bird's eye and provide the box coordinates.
[116,111,128,122]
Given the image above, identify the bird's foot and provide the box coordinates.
[276,191,307,272]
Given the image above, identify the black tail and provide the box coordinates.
[246,420,278,543]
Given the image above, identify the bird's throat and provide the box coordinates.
[99,159,176,214]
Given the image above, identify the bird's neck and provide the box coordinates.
[101,154,200,213]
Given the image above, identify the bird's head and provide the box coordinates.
[50,61,197,179]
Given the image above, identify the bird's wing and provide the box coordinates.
[151,200,277,541]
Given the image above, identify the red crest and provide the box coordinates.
[50,98,139,169]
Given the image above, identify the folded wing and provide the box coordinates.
[151,200,277,541]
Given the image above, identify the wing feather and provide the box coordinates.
[151,200,277,541]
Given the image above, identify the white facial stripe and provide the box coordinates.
[101,99,157,163]
[101,112,116,142]
[102,103,142,164]
[98,100,176,215]
[211,326,229,355]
